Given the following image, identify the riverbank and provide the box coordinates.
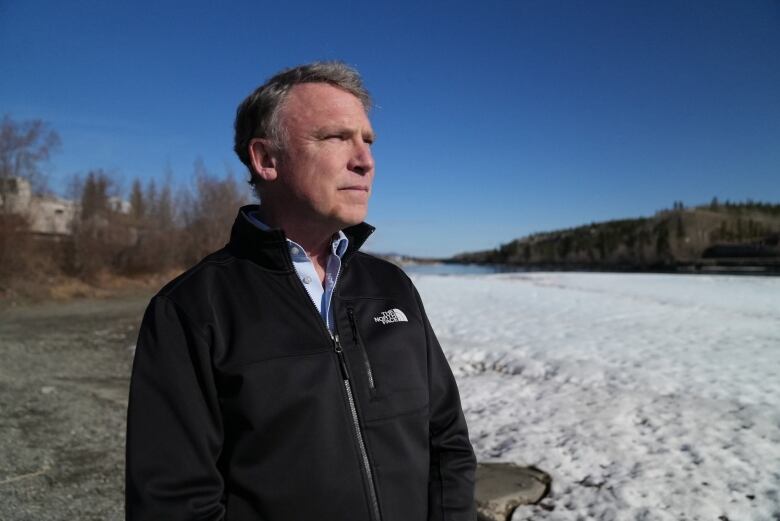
[0,271,180,311]
[405,259,780,277]
[0,294,149,520]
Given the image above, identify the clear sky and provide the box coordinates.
[2,0,779,257]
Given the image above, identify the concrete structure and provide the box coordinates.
[0,177,33,215]
[1,177,77,236]
[27,196,78,235]
[108,196,131,215]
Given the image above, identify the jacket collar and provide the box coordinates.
[227,204,375,271]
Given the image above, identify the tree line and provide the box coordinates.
[454,202,780,269]
[0,115,250,291]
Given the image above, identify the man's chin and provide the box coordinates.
[334,208,369,229]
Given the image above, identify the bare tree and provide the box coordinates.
[66,170,136,278]
[0,116,60,285]
[179,160,249,265]
[0,115,60,198]
[123,171,178,273]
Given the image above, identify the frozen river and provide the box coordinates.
[411,272,780,521]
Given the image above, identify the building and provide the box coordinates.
[0,177,77,236]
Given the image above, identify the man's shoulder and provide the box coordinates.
[343,251,422,300]
[349,251,412,279]
[154,247,237,304]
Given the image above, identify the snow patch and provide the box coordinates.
[413,272,780,521]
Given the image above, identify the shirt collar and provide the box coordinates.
[246,210,349,260]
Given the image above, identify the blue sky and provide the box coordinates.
[2,0,779,257]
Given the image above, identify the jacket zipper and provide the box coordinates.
[334,334,382,521]
[347,307,377,393]
[288,268,382,521]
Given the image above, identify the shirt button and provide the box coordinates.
[302,276,312,284]
[290,247,300,255]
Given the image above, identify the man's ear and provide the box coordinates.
[248,138,279,182]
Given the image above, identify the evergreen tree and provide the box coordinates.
[655,222,671,260]
[710,197,719,210]
[675,215,686,239]
[130,178,145,221]
[80,170,110,220]
[156,183,174,230]
[145,179,158,217]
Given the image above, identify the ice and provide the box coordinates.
[412,272,780,521]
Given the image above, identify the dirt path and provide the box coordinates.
[0,295,151,521]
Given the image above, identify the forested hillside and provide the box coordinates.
[454,201,780,271]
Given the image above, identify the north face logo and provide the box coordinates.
[373,308,408,325]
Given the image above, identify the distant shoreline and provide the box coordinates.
[402,259,780,277]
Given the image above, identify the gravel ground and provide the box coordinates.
[0,294,150,521]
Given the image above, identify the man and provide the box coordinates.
[126,61,476,521]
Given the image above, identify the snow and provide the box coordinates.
[411,272,780,521]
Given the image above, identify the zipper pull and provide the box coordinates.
[333,334,350,381]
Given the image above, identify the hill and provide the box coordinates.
[452,200,780,272]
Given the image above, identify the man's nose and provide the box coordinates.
[348,140,374,175]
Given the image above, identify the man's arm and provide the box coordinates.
[414,289,477,521]
[126,295,225,521]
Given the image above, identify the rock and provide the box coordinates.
[475,462,551,521]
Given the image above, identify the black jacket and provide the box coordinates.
[126,205,476,521]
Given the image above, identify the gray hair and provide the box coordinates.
[233,61,372,189]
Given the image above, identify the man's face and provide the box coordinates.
[272,82,375,230]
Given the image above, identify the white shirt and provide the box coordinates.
[246,210,348,332]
